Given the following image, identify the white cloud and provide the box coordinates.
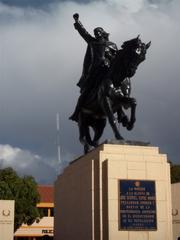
[0,144,60,183]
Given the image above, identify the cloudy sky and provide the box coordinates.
[0,0,179,183]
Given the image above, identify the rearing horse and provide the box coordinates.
[72,36,151,153]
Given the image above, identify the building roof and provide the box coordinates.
[38,185,54,203]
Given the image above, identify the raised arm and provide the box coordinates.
[73,13,94,43]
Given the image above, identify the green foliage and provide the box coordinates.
[171,164,180,183]
[0,167,42,232]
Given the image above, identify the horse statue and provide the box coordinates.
[71,35,151,153]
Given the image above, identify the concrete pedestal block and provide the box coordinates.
[0,200,14,240]
[54,144,173,240]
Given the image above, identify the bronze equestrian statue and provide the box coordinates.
[70,13,151,153]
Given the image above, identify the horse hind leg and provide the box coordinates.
[127,98,137,130]
[85,126,94,146]
[80,127,92,154]
[82,127,95,154]
[84,143,90,154]
[83,127,97,154]
[103,97,124,140]
[78,113,92,154]
[92,118,107,147]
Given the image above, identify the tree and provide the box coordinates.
[0,167,42,232]
[171,164,180,183]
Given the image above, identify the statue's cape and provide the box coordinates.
[77,45,92,91]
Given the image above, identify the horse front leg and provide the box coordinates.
[103,96,124,140]
[127,98,137,130]
[117,107,129,127]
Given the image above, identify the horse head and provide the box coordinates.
[121,36,151,78]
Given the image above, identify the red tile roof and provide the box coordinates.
[38,185,54,203]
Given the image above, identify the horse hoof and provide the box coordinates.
[127,124,134,131]
[92,142,99,148]
[84,145,90,154]
[122,116,129,127]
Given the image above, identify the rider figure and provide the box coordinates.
[69,13,118,121]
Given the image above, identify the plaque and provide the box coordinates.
[119,180,157,230]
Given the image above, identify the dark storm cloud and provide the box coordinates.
[0,0,61,9]
[0,0,56,7]
[0,0,92,9]
[0,0,179,183]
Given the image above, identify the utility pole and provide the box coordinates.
[56,113,61,165]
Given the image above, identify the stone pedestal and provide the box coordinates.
[0,200,15,240]
[171,183,180,240]
[54,144,173,240]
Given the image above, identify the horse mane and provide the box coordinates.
[121,37,140,50]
